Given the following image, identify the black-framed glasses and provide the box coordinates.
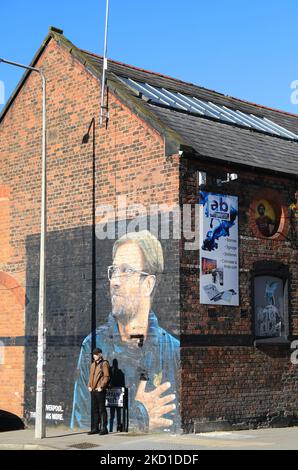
[107,264,153,281]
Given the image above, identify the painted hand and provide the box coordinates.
[88,387,92,392]
[135,380,176,430]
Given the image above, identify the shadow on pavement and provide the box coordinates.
[45,431,88,439]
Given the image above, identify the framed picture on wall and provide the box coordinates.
[252,262,290,344]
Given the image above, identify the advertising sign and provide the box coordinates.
[105,387,125,407]
[199,191,239,306]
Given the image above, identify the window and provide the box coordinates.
[252,262,289,344]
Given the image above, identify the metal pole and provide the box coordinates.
[0,58,47,438]
[35,72,47,439]
[100,0,109,127]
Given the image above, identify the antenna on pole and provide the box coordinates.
[100,0,109,127]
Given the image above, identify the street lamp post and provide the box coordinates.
[0,58,47,439]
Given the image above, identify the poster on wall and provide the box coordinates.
[105,387,125,408]
[199,191,239,306]
[254,275,285,338]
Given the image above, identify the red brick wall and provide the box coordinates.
[0,186,26,417]
[180,157,298,431]
[0,37,180,422]
[2,33,297,431]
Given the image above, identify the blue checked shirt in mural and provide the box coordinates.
[71,312,180,432]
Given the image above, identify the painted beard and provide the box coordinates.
[111,292,139,325]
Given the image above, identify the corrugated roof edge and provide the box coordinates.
[81,49,298,122]
[1,28,298,178]
[1,27,297,125]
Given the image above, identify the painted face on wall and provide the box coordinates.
[109,242,152,325]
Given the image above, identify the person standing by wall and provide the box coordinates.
[88,348,110,435]
[109,359,125,432]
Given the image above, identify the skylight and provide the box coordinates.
[118,76,298,141]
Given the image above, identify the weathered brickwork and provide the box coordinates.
[181,347,298,432]
[0,32,297,432]
[180,157,298,431]
[0,37,180,426]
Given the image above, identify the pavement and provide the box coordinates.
[0,426,298,450]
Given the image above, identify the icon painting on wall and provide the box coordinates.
[254,199,280,237]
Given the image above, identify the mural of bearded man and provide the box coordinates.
[71,230,180,432]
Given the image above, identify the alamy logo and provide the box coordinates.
[0,80,5,105]
[290,80,298,105]
[95,196,201,250]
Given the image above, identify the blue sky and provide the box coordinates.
[1,0,298,114]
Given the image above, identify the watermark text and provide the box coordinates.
[290,80,298,105]
[290,340,298,365]
[95,196,200,250]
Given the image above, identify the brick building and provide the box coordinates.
[0,27,297,432]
